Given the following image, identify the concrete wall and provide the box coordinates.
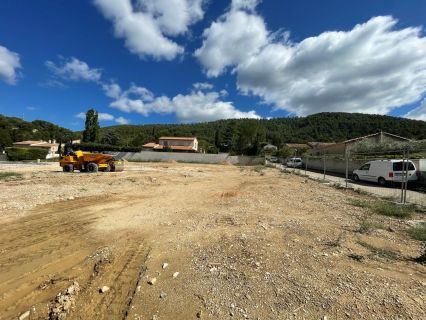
[110,151,264,165]
[302,158,365,175]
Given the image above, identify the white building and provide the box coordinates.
[12,140,60,159]
[143,137,198,152]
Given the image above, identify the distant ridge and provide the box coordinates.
[1,112,425,153]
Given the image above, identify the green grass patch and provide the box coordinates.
[358,220,385,234]
[408,224,426,241]
[0,172,23,181]
[358,241,397,260]
[353,188,369,196]
[371,202,414,218]
[348,198,370,208]
[349,197,417,219]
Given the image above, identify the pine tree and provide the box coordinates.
[82,109,100,142]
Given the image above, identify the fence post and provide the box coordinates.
[293,149,297,173]
[345,151,349,188]
[403,149,410,204]
[400,149,405,204]
[305,156,308,176]
[323,153,326,181]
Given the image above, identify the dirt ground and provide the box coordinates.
[0,162,425,320]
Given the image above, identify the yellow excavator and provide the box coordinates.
[59,150,124,173]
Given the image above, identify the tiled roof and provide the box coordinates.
[13,140,44,145]
[344,132,410,144]
[159,137,196,141]
[142,142,158,148]
[13,140,58,147]
[286,143,311,149]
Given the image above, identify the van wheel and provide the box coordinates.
[353,174,359,182]
[87,162,98,173]
[378,177,386,187]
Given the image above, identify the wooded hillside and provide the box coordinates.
[98,113,426,154]
[0,115,73,151]
[1,113,425,155]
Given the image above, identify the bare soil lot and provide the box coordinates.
[0,162,425,320]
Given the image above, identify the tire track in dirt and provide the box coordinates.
[0,196,123,319]
[68,237,151,320]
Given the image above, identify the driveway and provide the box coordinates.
[269,162,426,206]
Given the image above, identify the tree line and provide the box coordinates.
[1,111,425,156]
[96,112,426,155]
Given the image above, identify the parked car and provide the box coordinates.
[286,157,303,168]
[267,156,279,163]
[352,160,418,186]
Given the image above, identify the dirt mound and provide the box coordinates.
[49,282,80,320]
[220,160,233,165]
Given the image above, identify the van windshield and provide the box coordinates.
[393,161,415,171]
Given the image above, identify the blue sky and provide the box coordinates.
[0,0,426,130]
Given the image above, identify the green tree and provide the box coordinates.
[0,129,13,151]
[82,109,100,143]
[101,131,121,145]
[130,132,149,147]
[277,145,293,158]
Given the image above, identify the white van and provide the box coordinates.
[286,157,303,168]
[352,160,418,186]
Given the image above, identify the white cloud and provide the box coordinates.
[194,0,268,76]
[102,82,122,98]
[76,111,129,124]
[98,112,115,121]
[0,45,21,85]
[238,16,426,116]
[46,57,102,82]
[196,3,426,116]
[404,100,426,121]
[108,84,260,122]
[76,112,86,119]
[115,116,130,124]
[126,84,155,101]
[93,0,205,60]
[193,82,213,90]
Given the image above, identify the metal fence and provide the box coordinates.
[273,149,426,206]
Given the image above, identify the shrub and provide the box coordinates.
[5,147,48,161]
